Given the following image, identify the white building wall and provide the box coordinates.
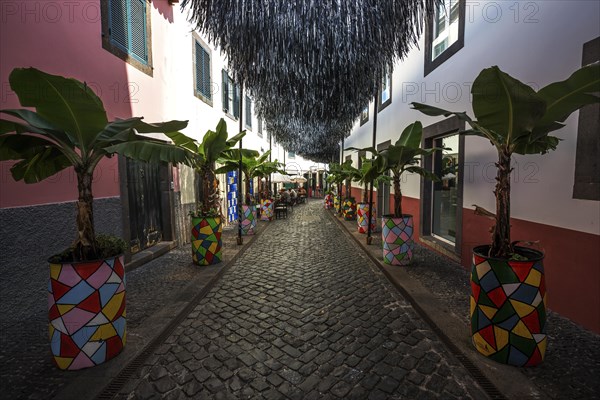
[344,0,600,235]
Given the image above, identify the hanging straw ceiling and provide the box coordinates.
[181,0,437,162]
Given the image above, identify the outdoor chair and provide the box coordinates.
[275,200,288,219]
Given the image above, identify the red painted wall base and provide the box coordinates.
[462,209,600,334]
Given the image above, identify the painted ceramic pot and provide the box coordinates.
[357,203,377,234]
[381,215,414,265]
[342,199,357,221]
[260,199,274,221]
[191,216,222,265]
[240,205,256,235]
[324,194,333,209]
[470,245,547,366]
[48,255,126,370]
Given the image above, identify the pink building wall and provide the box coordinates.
[0,1,136,207]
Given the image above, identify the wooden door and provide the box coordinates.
[126,159,163,253]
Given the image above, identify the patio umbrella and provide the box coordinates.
[272,172,292,183]
[290,175,307,183]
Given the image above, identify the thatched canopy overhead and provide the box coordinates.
[182,0,437,162]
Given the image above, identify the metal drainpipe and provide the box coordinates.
[237,83,244,245]
[367,87,379,245]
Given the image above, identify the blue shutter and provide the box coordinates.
[222,70,229,112]
[233,83,240,118]
[195,41,203,94]
[201,47,211,99]
[129,0,148,63]
[109,0,128,51]
[108,0,147,64]
[195,43,211,100]
[245,96,252,128]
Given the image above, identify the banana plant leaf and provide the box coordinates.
[411,64,600,258]
[0,67,190,261]
[412,64,600,155]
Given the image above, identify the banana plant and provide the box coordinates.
[354,157,392,204]
[0,68,189,262]
[341,160,361,200]
[215,150,281,205]
[326,160,356,215]
[251,156,284,200]
[349,121,441,219]
[412,64,600,259]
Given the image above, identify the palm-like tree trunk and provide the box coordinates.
[337,181,343,216]
[200,165,218,215]
[75,170,96,260]
[491,148,512,258]
[393,174,402,218]
[244,176,252,205]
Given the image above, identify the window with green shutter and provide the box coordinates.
[102,0,152,75]
[222,70,240,119]
[108,0,148,63]
[245,96,252,129]
[194,36,212,104]
[233,85,240,119]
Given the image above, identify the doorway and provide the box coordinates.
[126,159,165,254]
[421,117,464,255]
[431,134,459,244]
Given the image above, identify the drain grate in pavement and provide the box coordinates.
[328,212,508,400]
[95,226,267,400]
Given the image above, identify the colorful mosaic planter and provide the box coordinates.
[382,215,414,265]
[357,203,377,234]
[334,196,341,213]
[240,205,256,235]
[260,199,274,221]
[470,245,547,366]
[48,255,126,370]
[191,216,222,265]
[342,199,357,220]
[324,194,333,209]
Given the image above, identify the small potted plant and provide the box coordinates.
[340,161,361,221]
[350,157,392,234]
[412,64,599,366]
[350,122,441,264]
[0,68,189,370]
[166,119,255,265]
[325,166,340,212]
[256,158,284,221]
[326,161,352,216]
[378,122,440,265]
[324,190,334,209]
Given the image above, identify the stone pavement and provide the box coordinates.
[113,201,487,399]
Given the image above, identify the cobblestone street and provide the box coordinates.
[118,201,486,400]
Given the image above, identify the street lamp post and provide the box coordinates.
[339,136,344,216]
[237,83,244,245]
[367,87,379,245]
